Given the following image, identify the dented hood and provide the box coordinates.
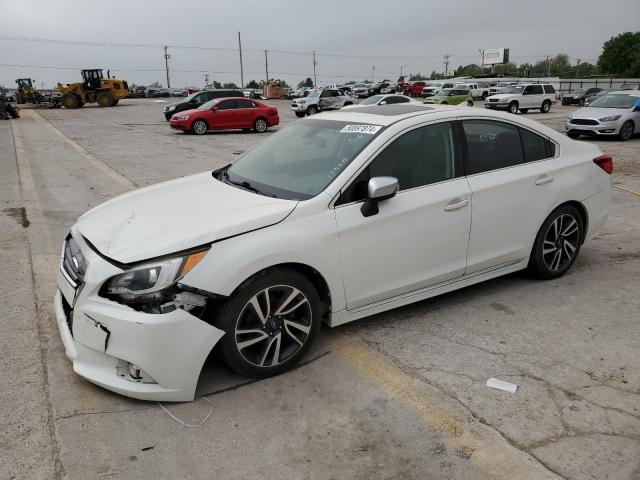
[76,172,297,264]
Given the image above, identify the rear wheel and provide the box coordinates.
[508,101,519,114]
[216,268,322,378]
[540,100,551,113]
[97,92,114,107]
[307,105,318,116]
[191,119,208,135]
[481,92,488,100]
[253,117,268,133]
[295,112,305,118]
[619,121,634,141]
[61,93,81,109]
[528,205,584,279]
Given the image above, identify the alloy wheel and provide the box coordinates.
[193,120,207,135]
[235,285,312,367]
[542,214,580,272]
[620,121,633,141]
[255,119,267,132]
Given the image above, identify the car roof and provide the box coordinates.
[607,90,640,95]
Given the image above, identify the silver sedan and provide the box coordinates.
[565,90,640,140]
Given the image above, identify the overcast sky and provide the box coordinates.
[1,0,639,89]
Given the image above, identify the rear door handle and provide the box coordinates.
[535,176,554,186]
[444,199,469,212]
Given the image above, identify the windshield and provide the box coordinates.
[353,84,366,89]
[360,95,384,105]
[225,119,384,200]
[435,89,454,97]
[502,86,525,94]
[199,99,221,110]
[307,90,320,98]
[588,93,640,109]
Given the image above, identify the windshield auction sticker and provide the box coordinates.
[340,124,382,134]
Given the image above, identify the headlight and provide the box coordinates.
[168,105,176,111]
[599,115,621,122]
[567,114,572,120]
[102,249,209,299]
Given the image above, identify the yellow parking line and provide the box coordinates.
[614,185,640,196]
[339,342,558,479]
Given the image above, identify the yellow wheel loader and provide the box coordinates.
[58,69,129,109]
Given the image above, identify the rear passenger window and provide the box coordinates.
[520,128,549,162]
[217,100,236,110]
[544,85,556,94]
[236,99,255,108]
[462,120,523,174]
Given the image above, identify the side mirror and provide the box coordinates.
[211,106,218,111]
[361,177,399,217]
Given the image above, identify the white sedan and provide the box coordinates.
[342,94,423,109]
[55,104,611,401]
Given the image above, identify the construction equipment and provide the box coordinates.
[14,78,60,107]
[57,69,129,109]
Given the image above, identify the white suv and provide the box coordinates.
[485,84,556,114]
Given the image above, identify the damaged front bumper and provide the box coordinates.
[54,232,225,402]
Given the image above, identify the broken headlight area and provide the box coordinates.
[99,249,211,314]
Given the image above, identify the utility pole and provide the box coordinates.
[545,55,550,77]
[443,54,450,78]
[371,66,375,83]
[576,58,581,77]
[204,74,209,87]
[164,45,171,89]
[238,32,244,89]
[264,50,269,86]
[312,50,317,87]
[479,49,485,75]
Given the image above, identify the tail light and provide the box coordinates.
[593,154,613,174]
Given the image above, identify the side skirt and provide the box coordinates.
[329,258,528,327]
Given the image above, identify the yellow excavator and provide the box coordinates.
[58,69,129,108]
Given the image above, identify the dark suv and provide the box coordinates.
[163,89,243,120]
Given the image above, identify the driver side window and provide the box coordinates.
[336,122,459,205]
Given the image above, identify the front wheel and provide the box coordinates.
[216,268,322,378]
[254,118,268,133]
[619,121,634,141]
[295,112,305,118]
[61,93,80,109]
[307,105,318,116]
[97,92,114,107]
[508,102,519,114]
[191,119,208,135]
[528,205,584,279]
[540,100,551,113]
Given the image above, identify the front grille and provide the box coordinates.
[489,98,499,102]
[570,118,598,125]
[62,235,87,285]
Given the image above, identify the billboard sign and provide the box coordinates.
[482,48,510,65]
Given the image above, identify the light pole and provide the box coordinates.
[371,66,375,83]
[400,64,408,78]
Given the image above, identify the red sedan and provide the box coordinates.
[169,97,279,135]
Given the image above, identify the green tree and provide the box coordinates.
[409,73,428,81]
[223,82,239,89]
[212,81,223,89]
[246,79,260,89]
[598,31,640,76]
[297,77,314,88]
[149,81,162,88]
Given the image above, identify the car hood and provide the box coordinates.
[76,172,297,264]
[486,94,514,100]
[571,107,630,119]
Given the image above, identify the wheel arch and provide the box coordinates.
[230,262,333,324]
[561,200,589,243]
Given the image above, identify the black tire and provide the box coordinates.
[467,100,473,107]
[567,132,580,139]
[97,91,114,107]
[520,108,529,114]
[508,101,519,114]
[307,105,318,116]
[253,117,268,133]
[578,98,585,107]
[191,119,208,135]
[481,92,488,100]
[540,100,551,113]
[61,93,81,109]
[619,120,634,141]
[528,205,584,280]
[112,99,119,106]
[216,268,322,378]
[295,112,305,118]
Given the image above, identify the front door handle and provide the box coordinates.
[535,175,554,186]
[444,199,469,212]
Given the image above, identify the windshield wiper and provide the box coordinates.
[220,166,272,197]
